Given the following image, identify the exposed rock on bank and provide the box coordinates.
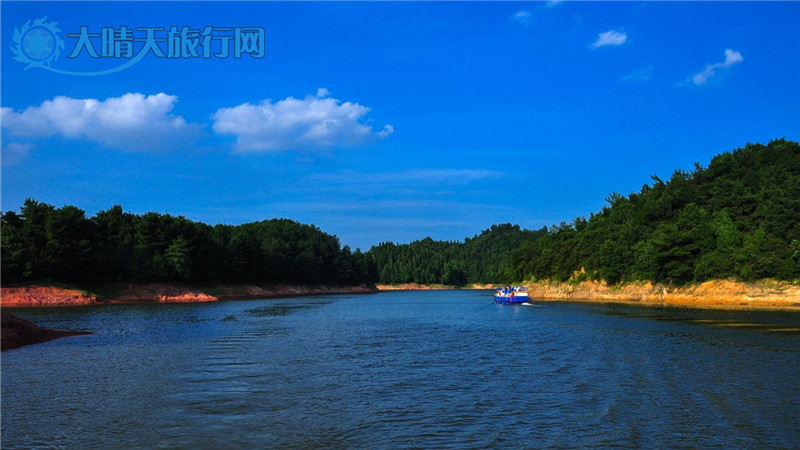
[524,279,800,311]
[111,283,378,303]
[1,283,379,307]
[376,278,799,311]
[0,286,98,307]
[1,312,92,351]
[113,284,219,303]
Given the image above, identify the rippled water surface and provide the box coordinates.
[3,291,800,448]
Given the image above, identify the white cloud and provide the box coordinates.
[510,10,531,24]
[400,169,504,183]
[0,93,202,151]
[723,48,744,66]
[309,168,504,187]
[690,48,743,85]
[1,142,34,165]
[211,90,393,153]
[546,0,564,8]
[591,29,628,48]
[620,65,653,82]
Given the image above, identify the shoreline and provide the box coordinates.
[3,280,799,311]
[379,279,800,311]
[522,279,800,311]
[0,283,379,308]
[1,312,92,351]
[375,283,495,291]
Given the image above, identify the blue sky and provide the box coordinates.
[2,1,799,250]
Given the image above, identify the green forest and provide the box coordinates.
[2,139,799,287]
[509,138,800,284]
[1,204,376,286]
[374,139,800,285]
[368,224,543,285]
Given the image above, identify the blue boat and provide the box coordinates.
[494,286,529,304]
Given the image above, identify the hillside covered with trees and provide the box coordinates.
[365,139,799,285]
[2,139,798,288]
[508,139,799,284]
[1,204,376,286]
[368,224,543,285]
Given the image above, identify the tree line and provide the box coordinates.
[507,138,800,284]
[0,199,533,287]
[2,139,798,287]
[368,224,543,285]
[359,139,800,285]
[1,203,376,286]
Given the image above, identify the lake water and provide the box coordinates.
[3,290,800,448]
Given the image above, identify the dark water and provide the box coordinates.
[3,290,800,448]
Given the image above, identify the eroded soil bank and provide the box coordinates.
[3,280,798,311]
[378,280,800,311]
[1,283,378,307]
[523,279,800,311]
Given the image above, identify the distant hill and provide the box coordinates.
[1,204,376,286]
[3,139,797,287]
[366,139,800,285]
[507,138,800,284]
[367,224,543,285]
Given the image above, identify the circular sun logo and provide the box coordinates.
[11,17,65,70]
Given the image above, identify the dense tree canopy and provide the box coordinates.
[1,203,376,286]
[367,224,543,285]
[367,139,800,286]
[508,139,800,284]
[3,140,798,287]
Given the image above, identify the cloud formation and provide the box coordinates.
[620,65,653,82]
[0,93,201,151]
[690,48,743,85]
[1,142,34,165]
[399,169,504,184]
[591,30,628,48]
[310,168,504,187]
[212,89,393,153]
[510,10,531,25]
